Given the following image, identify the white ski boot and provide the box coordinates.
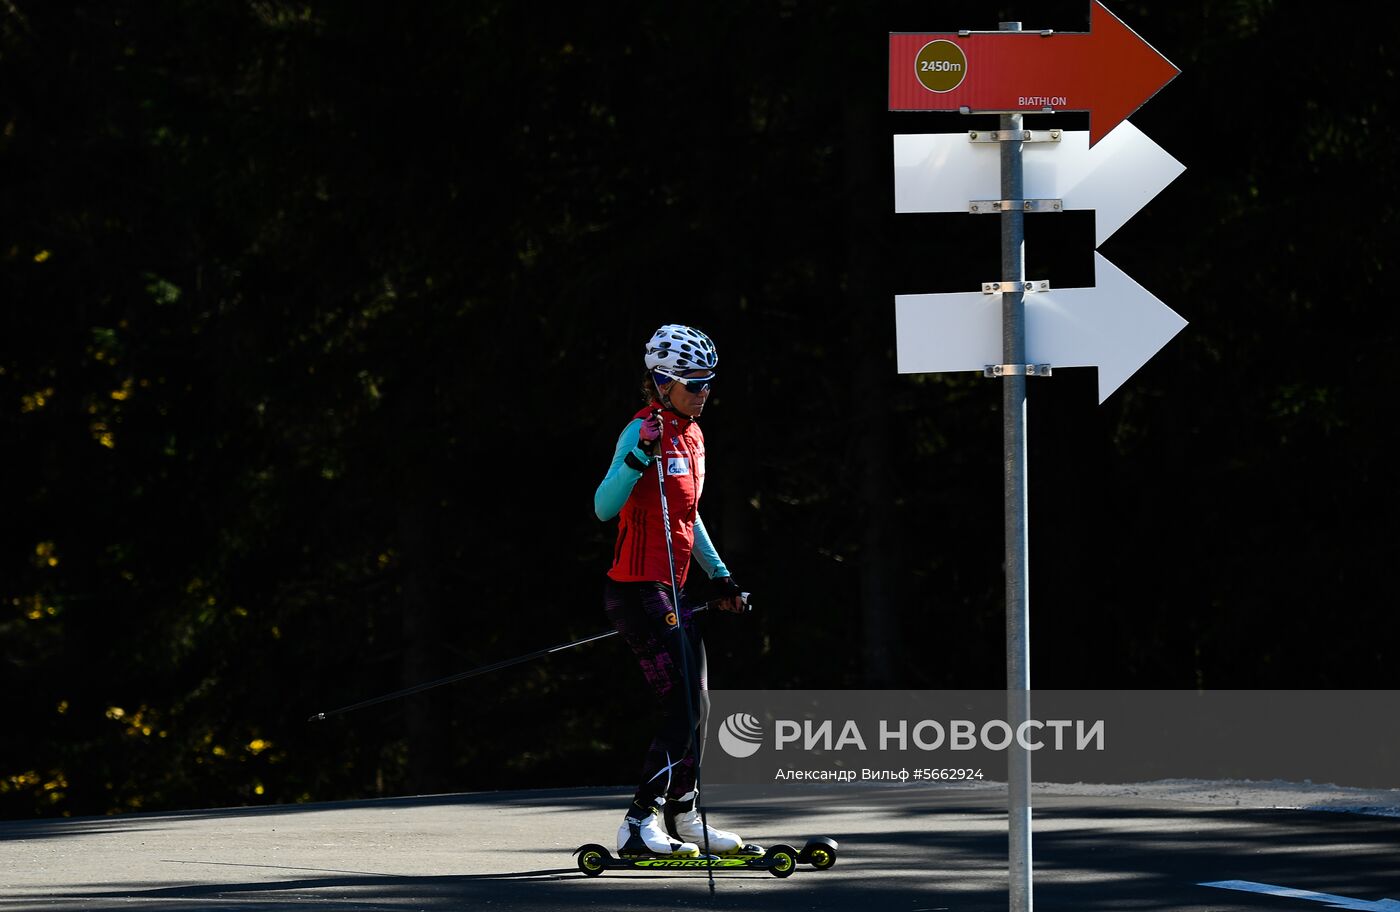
[617,807,700,857]
[664,790,744,854]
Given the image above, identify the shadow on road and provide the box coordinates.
[3,786,1397,910]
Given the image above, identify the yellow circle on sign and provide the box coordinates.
[915,40,967,93]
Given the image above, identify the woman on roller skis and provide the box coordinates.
[593,323,747,859]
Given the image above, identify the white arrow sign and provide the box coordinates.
[895,251,1187,403]
[1201,880,1400,911]
[893,120,1185,246]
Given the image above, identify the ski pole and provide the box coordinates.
[651,411,716,893]
[305,598,747,723]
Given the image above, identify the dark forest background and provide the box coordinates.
[2,0,1394,817]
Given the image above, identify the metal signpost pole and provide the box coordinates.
[998,20,1034,912]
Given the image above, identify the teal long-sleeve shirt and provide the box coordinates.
[594,417,729,580]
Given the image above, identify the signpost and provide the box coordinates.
[889,5,1181,910]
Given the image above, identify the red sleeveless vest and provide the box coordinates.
[607,405,707,587]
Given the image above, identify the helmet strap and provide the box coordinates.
[653,375,677,412]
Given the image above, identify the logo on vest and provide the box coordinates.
[667,456,689,476]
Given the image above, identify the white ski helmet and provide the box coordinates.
[644,324,718,374]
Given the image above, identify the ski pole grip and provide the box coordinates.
[641,408,663,455]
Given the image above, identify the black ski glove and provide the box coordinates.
[711,576,747,613]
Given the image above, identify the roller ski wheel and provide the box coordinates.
[798,836,838,869]
[763,843,799,878]
[575,843,609,877]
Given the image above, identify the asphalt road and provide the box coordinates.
[2,783,1396,911]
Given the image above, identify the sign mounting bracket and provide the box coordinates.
[969,199,1063,213]
[969,130,1063,143]
[984,364,1054,378]
[982,280,1050,294]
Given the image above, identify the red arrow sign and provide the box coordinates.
[889,1,1178,145]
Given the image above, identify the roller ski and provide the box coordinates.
[577,796,836,878]
[574,836,838,878]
